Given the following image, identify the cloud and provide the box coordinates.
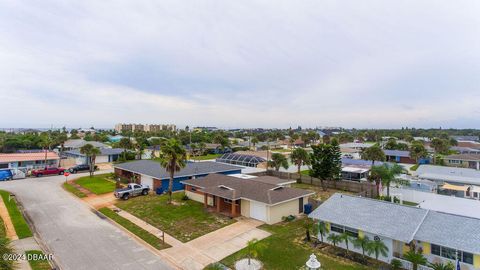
[0,0,479,129]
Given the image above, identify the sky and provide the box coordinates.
[0,0,479,129]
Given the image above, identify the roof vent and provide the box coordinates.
[218,185,233,190]
[270,186,283,191]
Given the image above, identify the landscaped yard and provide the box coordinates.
[0,190,33,239]
[190,153,221,160]
[25,250,51,270]
[291,183,353,201]
[62,182,87,198]
[115,192,235,242]
[75,174,116,195]
[0,216,6,238]
[220,218,371,270]
[99,207,171,250]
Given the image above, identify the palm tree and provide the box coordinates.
[303,220,313,241]
[40,134,54,168]
[313,221,329,243]
[327,233,342,247]
[360,145,385,166]
[118,137,133,160]
[267,153,289,171]
[409,141,428,164]
[190,143,198,160]
[404,249,427,270]
[390,259,403,270]
[366,239,389,261]
[429,261,455,270]
[370,163,404,197]
[198,142,206,156]
[290,148,310,179]
[159,139,187,203]
[79,144,101,177]
[246,238,266,265]
[340,232,352,255]
[352,236,371,259]
[251,137,259,150]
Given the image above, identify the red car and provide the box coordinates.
[32,167,66,177]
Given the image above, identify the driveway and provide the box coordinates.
[160,218,271,270]
[0,172,173,270]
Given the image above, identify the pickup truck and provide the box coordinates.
[32,167,66,177]
[114,183,150,200]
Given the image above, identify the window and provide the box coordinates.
[330,224,344,234]
[190,187,197,192]
[431,244,473,265]
[345,227,359,238]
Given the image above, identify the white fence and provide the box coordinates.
[393,257,433,270]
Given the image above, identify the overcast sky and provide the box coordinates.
[1,1,479,129]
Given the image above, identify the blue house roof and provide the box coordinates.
[383,149,411,158]
[114,160,243,180]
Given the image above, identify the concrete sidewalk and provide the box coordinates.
[111,208,271,270]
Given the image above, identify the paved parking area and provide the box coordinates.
[0,172,173,270]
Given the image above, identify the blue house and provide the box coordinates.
[114,160,243,193]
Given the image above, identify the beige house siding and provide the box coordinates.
[186,190,204,203]
[267,197,306,224]
[241,199,251,218]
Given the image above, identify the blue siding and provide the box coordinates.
[157,169,242,193]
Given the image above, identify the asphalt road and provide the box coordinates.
[0,172,173,270]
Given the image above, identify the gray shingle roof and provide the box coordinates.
[64,139,108,149]
[308,194,428,243]
[182,174,314,205]
[443,153,480,161]
[65,148,124,156]
[114,160,242,180]
[309,194,480,253]
[415,211,480,254]
[416,165,480,185]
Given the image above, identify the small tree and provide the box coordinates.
[313,221,329,243]
[303,220,313,242]
[352,236,371,259]
[361,145,385,166]
[246,238,266,265]
[366,239,389,261]
[79,144,101,177]
[409,141,428,164]
[159,139,187,203]
[119,137,133,160]
[404,249,427,270]
[268,153,289,171]
[340,232,352,255]
[327,233,342,247]
[429,261,455,270]
[390,258,403,270]
[290,148,310,179]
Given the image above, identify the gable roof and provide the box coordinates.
[443,153,480,161]
[416,165,480,185]
[309,194,480,254]
[115,160,242,180]
[65,148,124,156]
[308,194,428,243]
[64,139,108,149]
[0,152,60,163]
[383,149,411,158]
[249,176,296,186]
[181,174,313,205]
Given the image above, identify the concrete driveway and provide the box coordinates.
[0,172,173,270]
[160,218,271,270]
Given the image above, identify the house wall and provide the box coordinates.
[421,241,479,270]
[267,198,306,224]
[241,199,250,217]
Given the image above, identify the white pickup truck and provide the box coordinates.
[114,183,150,200]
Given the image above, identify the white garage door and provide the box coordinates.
[95,155,109,164]
[250,201,267,222]
[141,176,154,188]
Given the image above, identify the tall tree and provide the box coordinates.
[79,144,101,177]
[409,141,428,164]
[309,142,342,191]
[370,163,404,197]
[39,134,54,168]
[159,139,187,203]
[118,137,133,160]
[290,148,310,178]
[360,145,385,166]
[268,153,289,171]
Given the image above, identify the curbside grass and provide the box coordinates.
[62,182,87,198]
[0,190,33,239]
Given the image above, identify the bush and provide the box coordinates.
[182,194,189,201]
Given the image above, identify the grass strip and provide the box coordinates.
[0,190,32,239]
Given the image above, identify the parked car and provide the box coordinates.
[31,167,66,177]
[0,169,13,181]
[114,183,150,200]
[68,164,98,173]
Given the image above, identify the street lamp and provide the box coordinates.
[306,253,321,270]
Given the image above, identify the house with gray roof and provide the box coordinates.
[384,149,416,164]
[442,154,480,170]
[114,160,243,193]
[181,174,314,224]
[416,165,480,186]
[64,148,124,164]
[309,194,480,269]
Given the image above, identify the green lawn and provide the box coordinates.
[99,207,171,250]
[25,250,51,270]
[191,153,221,160]
[410,164,420,171]
[0,190,32,239]
[300,169,311,176]
[271,148,292,153]
[62,182,87,198]
[75,174,116,195]
[0,216,6,238]
[402,200,418,206]
[116,192,235,242]
[221,219,370,270]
